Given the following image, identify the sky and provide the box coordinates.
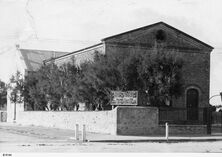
[0,0,222,105]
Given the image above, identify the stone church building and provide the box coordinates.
[46,22,213,124]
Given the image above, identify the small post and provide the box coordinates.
[165,122,169,141]
[75,124,79,140]
[82,124,86,142]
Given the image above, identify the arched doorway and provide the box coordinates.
[186,88,199,121]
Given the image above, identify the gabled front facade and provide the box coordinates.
[47,22,214,123]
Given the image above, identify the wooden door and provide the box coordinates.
[186,89,199,121]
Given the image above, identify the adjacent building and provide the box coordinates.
[0,45,67,122]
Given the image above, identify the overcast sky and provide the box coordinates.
[0,0,222,105]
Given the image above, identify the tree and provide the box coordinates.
[23,57,80,111]
[9,71,24,103]
[24,63,65,111]
[56,58,80,111]
[8,71,24,120]
[23,70,47,111]
[0,80,7,110]
[77,51,125,110]
[77,49,184,108]
[138,50,184,106]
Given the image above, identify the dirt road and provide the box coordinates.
[1,124,222,153]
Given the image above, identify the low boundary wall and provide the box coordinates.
[117,107,158,135]
[15,106,208,135]
[16,106,159,135]
[17,109,117,134]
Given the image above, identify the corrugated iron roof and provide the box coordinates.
[44,43,103,63]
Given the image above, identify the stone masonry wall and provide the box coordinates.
[16,106,159,135]
[17,109,117,135]
[116,106,158,135]
[15,106,208,135]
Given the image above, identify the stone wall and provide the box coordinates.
[17,109,117,134]
[117,106,158,135]
[14,106,208,135]
[16,106,159,135]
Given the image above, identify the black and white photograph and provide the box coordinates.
[0,0,222,155]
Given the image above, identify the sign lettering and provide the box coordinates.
[111,91,138,106]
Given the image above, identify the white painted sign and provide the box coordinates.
[111,91,138,106]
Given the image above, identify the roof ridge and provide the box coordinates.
[101,21,163,41]
[102,21,213,49]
